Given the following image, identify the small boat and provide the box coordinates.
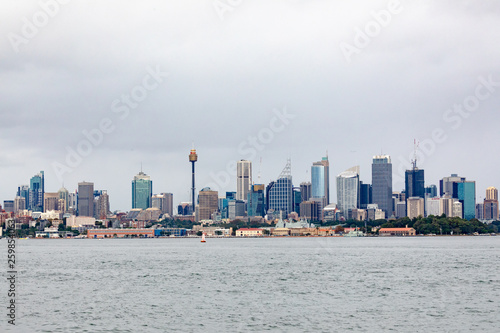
[201,233,206,243]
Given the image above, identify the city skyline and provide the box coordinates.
[3,150,499,216]
[1,1,500,212]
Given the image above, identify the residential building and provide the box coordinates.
[336,166,360,216]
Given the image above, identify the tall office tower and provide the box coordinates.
[486,187,498,201]
[226,192,236,201]
[405,167,425,199]
[247,184,265,217]
[163,193,174,216]
[440,174,466,197]
[29,171,44,212]
[336,166,360,216]
[359,182,372,209]
[68,191,78,213]
[17,185,29,209]
[476,203,485,220]
[299,201,319,221]
[407,197,425,219]
[300,182,312,202]
[425,185,438,198]
[453,181,476,220]
[236,160,252,201]
[198,188,219,221]
[132,171,152,210]
[293,188,302,215]
[58,187,69,212]
[483,200,499,220]
[311,156,330,205]
[14,196,26,214]
[96,191,110,219]
[152,194,166,213]
[77,182,94,217]
[44,193,58,212]
[267,160,293,216]
[228,200,246,220]
[372,155,392,218]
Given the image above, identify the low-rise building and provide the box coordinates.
[379,227,416,236]
[236,228,263,237]
[87,228,155,238]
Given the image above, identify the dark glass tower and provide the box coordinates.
[372,155,392,218]
[405,168,425,198]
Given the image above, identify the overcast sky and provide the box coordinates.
[1,0,500,212]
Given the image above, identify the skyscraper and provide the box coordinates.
[372,155,392,218]
[484,187,499,220]
[300,182,312,202]
[247,184,265,217]
[311,156,330,205]
[95,190,110,219]
[359,182,372,209]
[77,182,94,217]
[237,160,252,201]
[425,185,438,198]
[132,171,152,210]
[17,185,29,210]
[336,166,360,216]
[29,171,44,212]
[453,181,476,220]
[486,187,498,201]
[58,186,69,212]
[267,160,293,216]
[440,174,466,197]
[198,188,219,221]
[405,167,425,199]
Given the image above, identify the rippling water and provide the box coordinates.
[2,237,500,332]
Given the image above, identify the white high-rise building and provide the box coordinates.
[236,160,252,201]
[426,197,442,217]
[336,166,360,216]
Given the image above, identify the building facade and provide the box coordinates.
[237,160,252,201]
[132,171,152,210]
[77,182,94,217]
[336,166,360,216]
[372,155,392,218]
